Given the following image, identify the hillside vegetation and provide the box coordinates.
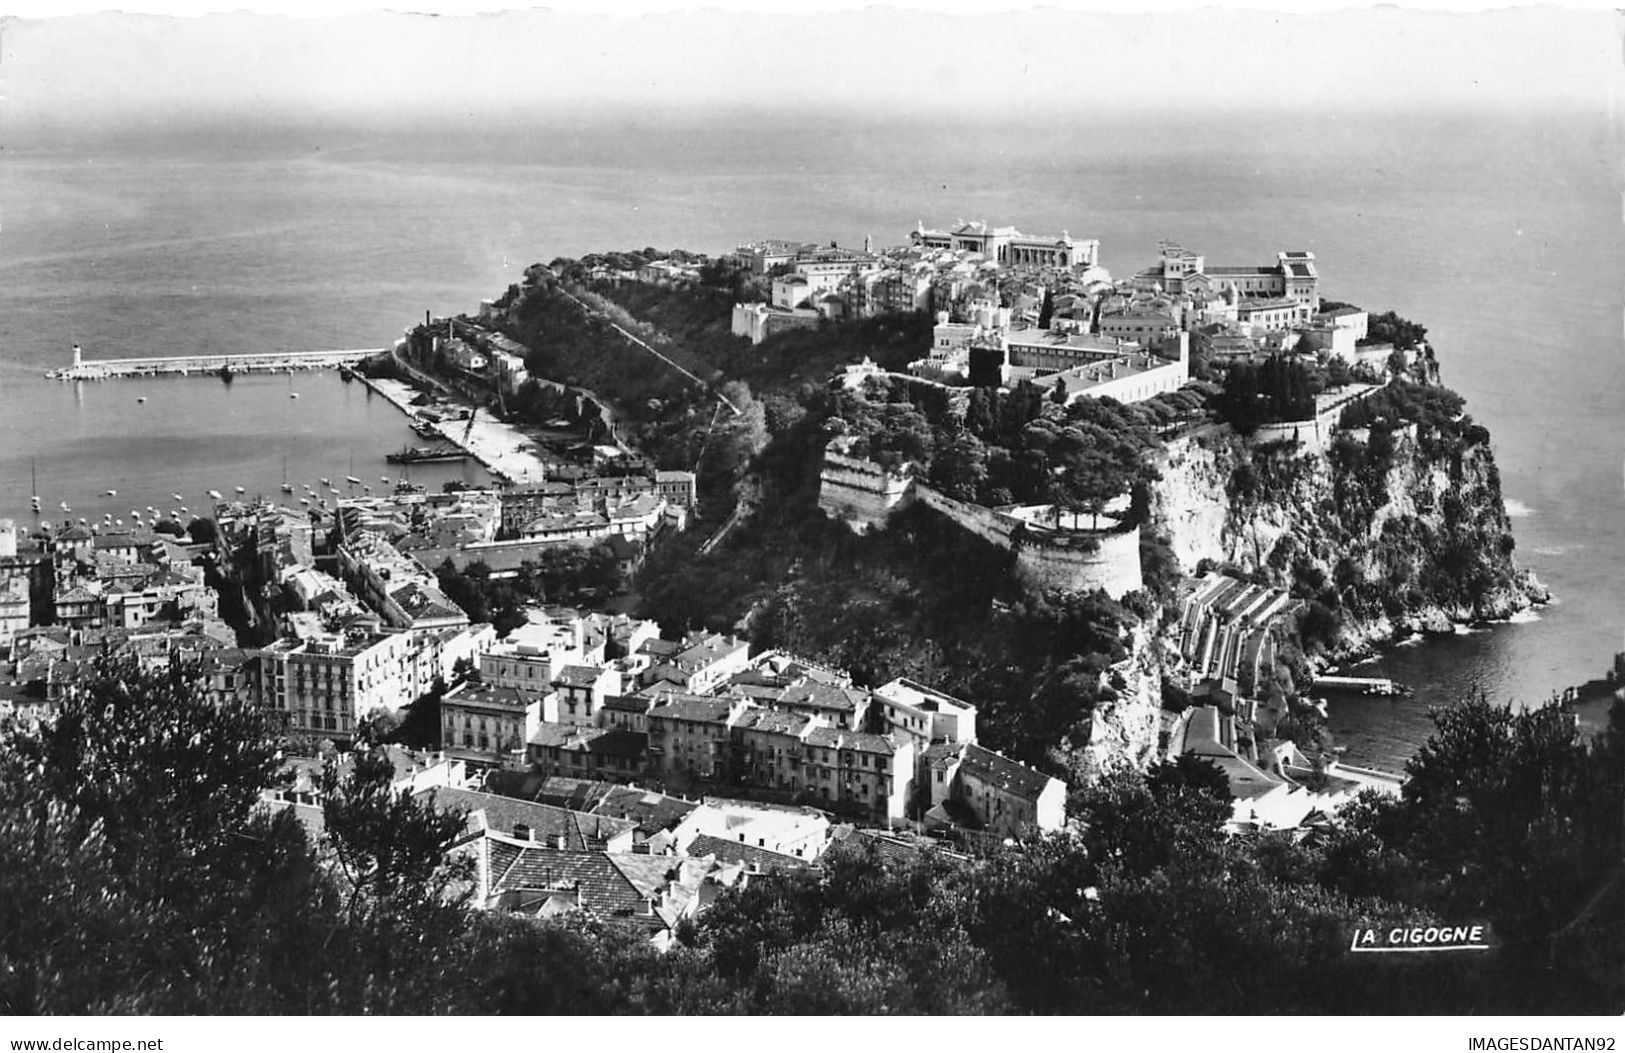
[1,661,1616,1014]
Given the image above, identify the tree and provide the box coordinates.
[0,659,327,1012]
[928,432,989,503]
[392,681,447,749]
[1323,696,1625,1013]
[186,516,219,546]
[1364,310,1428,351]
[967,345,1005,388]
[317,748,474,1013]
[1216,356,1315,434]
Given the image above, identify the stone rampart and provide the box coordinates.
[817,450,915,532]
[1251,417,1331,453]
[1250,382,1389,454]
[914,486,1142,599]
[817,443,1144,598]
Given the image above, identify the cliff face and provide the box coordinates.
[1151,420,1546,662]
[1076,619,1170,775]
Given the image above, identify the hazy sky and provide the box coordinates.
[1,6,1618,136]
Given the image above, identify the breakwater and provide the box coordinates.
[46,348,382,381]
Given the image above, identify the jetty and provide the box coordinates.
[386,445,469,464]
[1314,674,1411,697]
[46,346,382,381]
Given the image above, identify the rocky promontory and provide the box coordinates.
[1150,376,1546,669]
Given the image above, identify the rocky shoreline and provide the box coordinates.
[1318,569,1552,671]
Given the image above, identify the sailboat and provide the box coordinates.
[280,455,294,494]
[30,462,40,513]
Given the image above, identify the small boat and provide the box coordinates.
[130,510,140,518]
[319,478,330,486]
[105,489,117,496]
[136,396,146,403]
[280,484,295,494]
[298,498,311,506]
[235,486,246,494]
[179,506,189,514]
[380,476,390,484]
[59,501,70,512]
[345,476,361,485]
[172,492,184,502]
[290,392,300,399]
[207,489,223,500]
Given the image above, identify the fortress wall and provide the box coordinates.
[1012,526,1143,600]
[913,486,1019,548]
[817,455,915,532]
[1251,417,1331,453]
[915,485,1142,599]
[817,446,1145,599]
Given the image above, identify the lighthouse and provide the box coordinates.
[71,344,82,369]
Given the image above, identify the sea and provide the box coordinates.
[1,110,1619,772]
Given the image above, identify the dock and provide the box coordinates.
[354,372,551,486]
[386,445,469,464]
[46,347,382,381]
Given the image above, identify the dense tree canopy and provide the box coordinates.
[1215,356,1317,434]
[1363,310,1429,351]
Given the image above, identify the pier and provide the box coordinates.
[46,347,383,381]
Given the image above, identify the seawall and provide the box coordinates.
[47,348,380,381]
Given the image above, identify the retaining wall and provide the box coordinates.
[914,486,1142,599]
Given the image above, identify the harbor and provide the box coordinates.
[353,371,552,486]
[4,370,489,532]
